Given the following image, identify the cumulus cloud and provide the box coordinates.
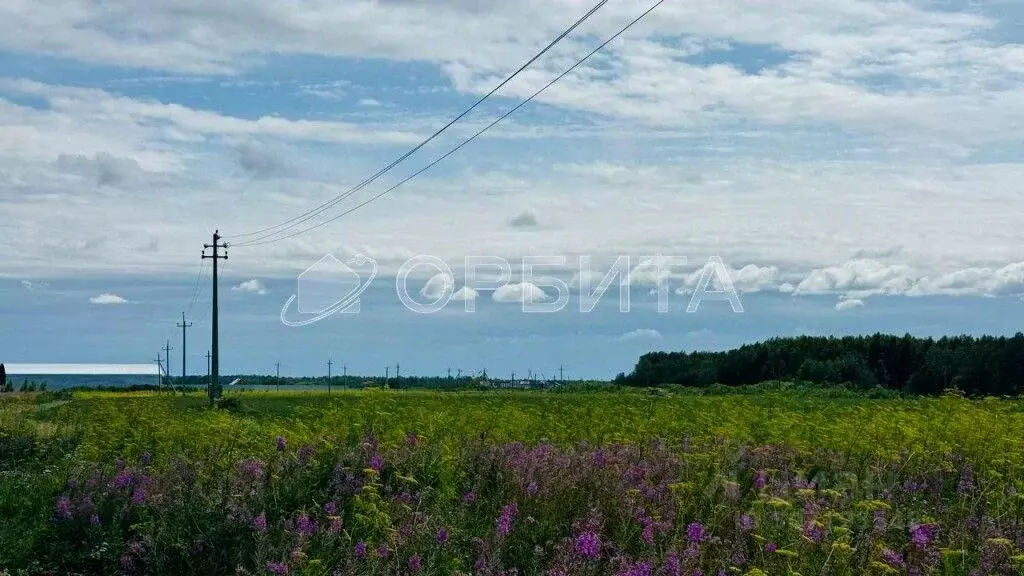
[618,328,663,341]
[55,152,145,187]
[452,286,479,301]
[89,293,129,305]
[234,141,292,180]
[493,282,549,303]
[508,210,539,229]
[835,298,865,311]
[232,279,268,295]
[676,262,780,295]
[419,273,454,299]
[357,98,382,107]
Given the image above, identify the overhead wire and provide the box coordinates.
[225,0,612,244]
[233,0,667,247]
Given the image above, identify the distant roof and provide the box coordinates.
[3,363,160,375]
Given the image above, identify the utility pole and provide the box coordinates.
[202,230,228,405]
[163,341,173,381]
[327,359,333,394]
[177,312,192,379]
[559,365,564,384]
[275,361,280,392]
[447,367,452,380]
[396,363,400,379]
[154,354,163,388]
[385,366,389,388]
[205,350,211,382]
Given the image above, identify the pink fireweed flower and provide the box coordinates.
[574,532,601,559]
[296,514,317,537]
[496,503,518,537]
[687,522,707,543]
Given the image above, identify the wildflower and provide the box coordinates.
[803,520,824,544]
[463,491,477,503]
[355,541,367,558]
[406,433,419,447]
[267,561,289,575]
[296,514,317,537]
[872,509,887,535]
[765,542,777,553]
[369,454,384,471]
[275,436,287,451]
[437,528,450,546]
[328,517,342,534]
[376,545,389,559]
[297,445,314,465]
[496,503,518,537]
[89,514,101,526]
[253,513,268,533]
[910,522,938,548]
[55,496,73,520]
[882,548,905,569]
[527,481,539,496]
[663,551,681,576]
[738,513,755,532]
[130,487,147,505]
[239,459,265,483]
[113,469,134,490]
[593,449,606,468]
[754,470,767,491]
[687,522,707,543]
[409,554,423,573]
[323,501,337,515]
[958,465,975,495]
[618,560,652,576]
[574,531,601,560]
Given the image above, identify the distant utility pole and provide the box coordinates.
[559,365,564,384]
[202,230,228,405]
[385,366,389,388]
[327,359,333,394]
[275,361,280,392]
[343,364,347,377]
[205,350,212,381]
[164,341,173,379]
[447,367,452,380]
[396,363,400,379]
[177,312,192,378]
[154,354,164,388]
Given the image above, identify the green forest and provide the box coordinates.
[618,333,1024,395]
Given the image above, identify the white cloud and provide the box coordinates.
[493,282,549,303]
[835,298,865,311]
[618,328,662,341]
[232,279,268,295]
[89,293,129,305]
[419,273,454,299]
[452,286,479,301]
[357,98,382,107]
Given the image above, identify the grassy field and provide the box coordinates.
[3,386,1024,574]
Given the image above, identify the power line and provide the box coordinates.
[228,0,611,246]
[234,0,666,247]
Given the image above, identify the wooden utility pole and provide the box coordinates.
[205,350,212,382]
[154,354,164,388]
[163,341,173,380]
[177,312,192,378]
[275,361,280,391]
[202,231,228,405]
[327,359,333,394]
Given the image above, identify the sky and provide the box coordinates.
[1,0,1023,378]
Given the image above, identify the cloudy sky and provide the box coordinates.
[2,0,1022,378]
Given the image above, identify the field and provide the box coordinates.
[3,386,1024,575]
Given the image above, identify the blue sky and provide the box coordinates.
[1,0,1022,377]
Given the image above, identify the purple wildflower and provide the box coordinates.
[130,487,147,505]
[297,445,314,465]
[296,514,317,537]
[882,548,905,569]
[873,509,887,534]
[437,528,450,546]
[267,561,289,575]
[663,551,681,576]
[409,554,423,573]
[253,513,268,533]
[55,496,73,520]
[910,522,938,548]
[376,545,389,559]
[113,469,134,490]
[765,542,777,554]
[89,513,101,526]
[754,470,767,490]
[527,481,539,496]
[275,436,287,451]
[406,433,419,447]
[463,491,477,503]
[738,513,755,532]
[369,454,384,472]
[354,541,367,558]
[619,560,652,576]
[239,459,265,483]
[497,503,518,537]
[575,531,601,560]
[687,522,707,543]
[323,501,337,515]
[328,517,342,534]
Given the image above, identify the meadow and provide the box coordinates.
[2,385,1024,575]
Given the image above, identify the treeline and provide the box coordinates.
[616,333,1024,395]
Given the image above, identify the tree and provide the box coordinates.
[0,363,5,392]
